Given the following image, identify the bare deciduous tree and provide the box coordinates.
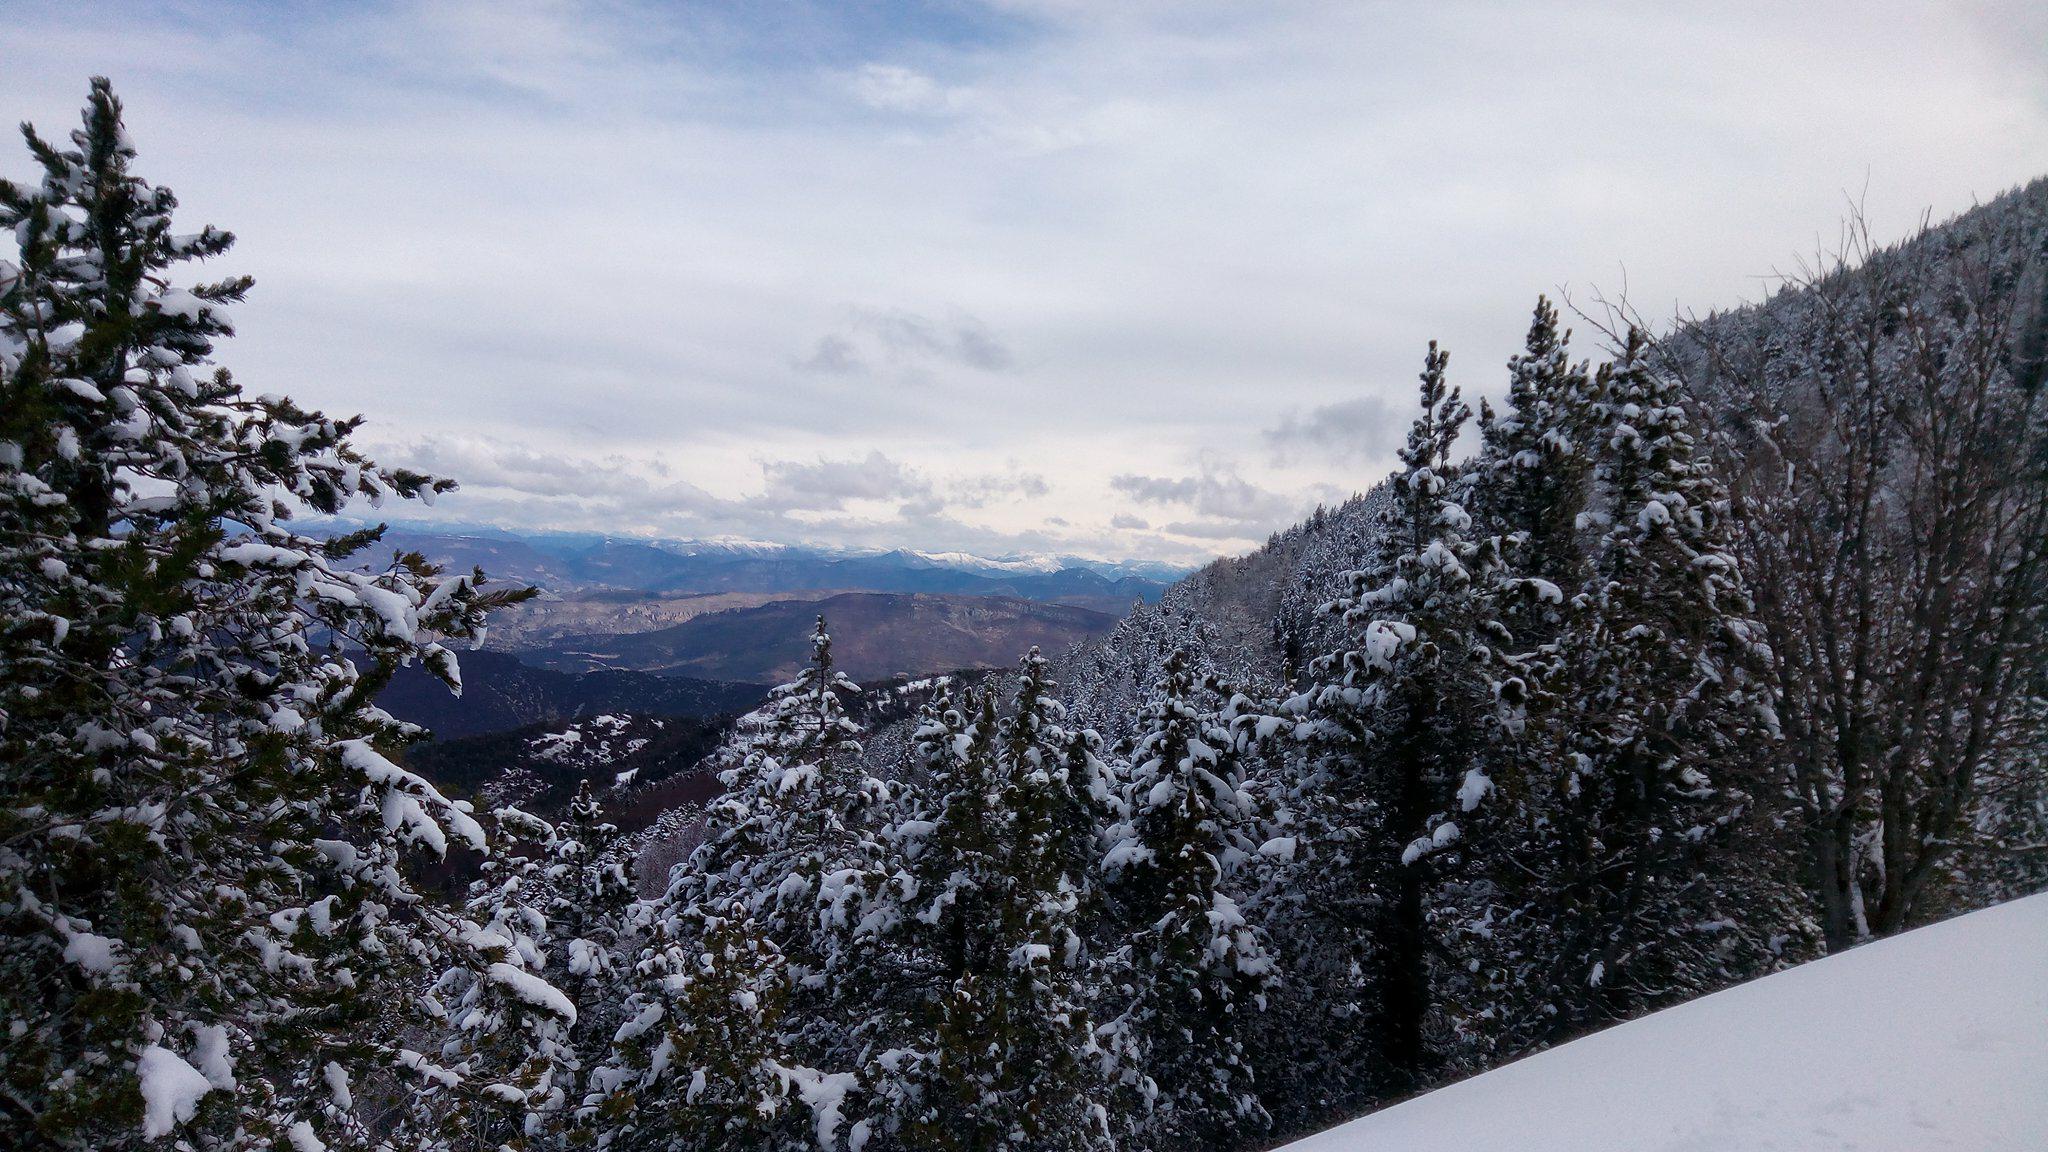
[1662,198,2048,948]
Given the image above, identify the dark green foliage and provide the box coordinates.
[1100,651,1275,1148]
[861,653,1115,1152]
[0,79,532,1150]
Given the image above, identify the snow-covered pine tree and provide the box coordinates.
[1100,649,1276,1150]
[593,901,825,1152]
[848,684,1000,1149]
[1456,300,1604,1062]
[1003,650,1118,964]
[1284,342,1535,1093]
[611,617,882,1146]
[1542,328,1796,1036]
[1472,295,1595,645]
[663,617,886,1014]
[547,781,637,1134]
[0,79,532,1150]
[419,807,581,1150]
[860,656,1114,1152]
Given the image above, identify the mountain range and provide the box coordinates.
[363,528,1182,611]
[350,530,1169,719]
[524,590,1120,684]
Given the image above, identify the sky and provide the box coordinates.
[4,1,2046,564]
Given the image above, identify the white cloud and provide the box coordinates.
[797,307,1017,379]
[850,63,972,116]
[756,451,931,511]
[351,434,1163,556]
[1262,395,1402,466]
[1111,457,1298,530]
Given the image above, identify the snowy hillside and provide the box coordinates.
[1280,893,2048,1152]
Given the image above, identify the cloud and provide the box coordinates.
[946,470,1051,508]
[352,435,1141,556]
[1262,395,1403,466]
[385,434,705,505]
[1110,459,1295,526]
[1162,518,1273,541]
[1109,512,1149,530]
[755,450,932,511]
[850,63,973,116]
[796,333,863,374]
[797,307,1016,378]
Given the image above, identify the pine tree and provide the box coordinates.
[1473,295,1595,644]
[610,618,882,1147]
[666,617,886,1017]
[548,781,638,1139]
[860,656,1114,1152]
[1543,328,1794,1035]
[423,807,581,1150]
[1456,300,1604,1062]
[1003,652,1118,966]
[1286,342,1536,1093]
[1100,650,1275,1149]
[0,79,532,1150]
[595,902,825,1152]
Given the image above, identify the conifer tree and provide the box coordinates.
[595,902,822,1152]
[0,79,532,1150]
[547,780,637,1122]
[861,657,1114,1152]
[423,807,581,1150]
[1543,329,1793,1035]
[665,617,886,1017]
[1004,652,1118,962]
[609,618,882,1147]
[1287,342,1542,1093]
[1101,650,1275,1149]
[1473,295,1596,644]
[1459,301,1604,1061]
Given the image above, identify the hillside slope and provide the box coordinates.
[528,591,1119,683]
[1058,179,2048,746]
[1280,893,2048,1152]
[1057,489,1389,747]
[378,649,767,739]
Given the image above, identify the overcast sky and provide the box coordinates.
[6,1,2045,563]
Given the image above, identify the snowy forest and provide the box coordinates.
[3,80,2045,1152]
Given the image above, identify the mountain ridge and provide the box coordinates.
[523,590,1120,684]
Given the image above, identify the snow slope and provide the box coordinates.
[1280,893,2048,1152]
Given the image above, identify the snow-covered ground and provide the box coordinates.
[1281,893,2048,1152]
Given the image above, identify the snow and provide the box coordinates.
[323,1061,353,1110]
[191,1023,236,1090]
[773,1064,859,1149]
[137,1043,213,1138]
[339,739,486,853]
[61,930,116,974]
[908,549,1063,574]
[486,962,578,1023]
[1456,768,1492,811]
[1278,893,2048,1152]
[1258,836,1298,862]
